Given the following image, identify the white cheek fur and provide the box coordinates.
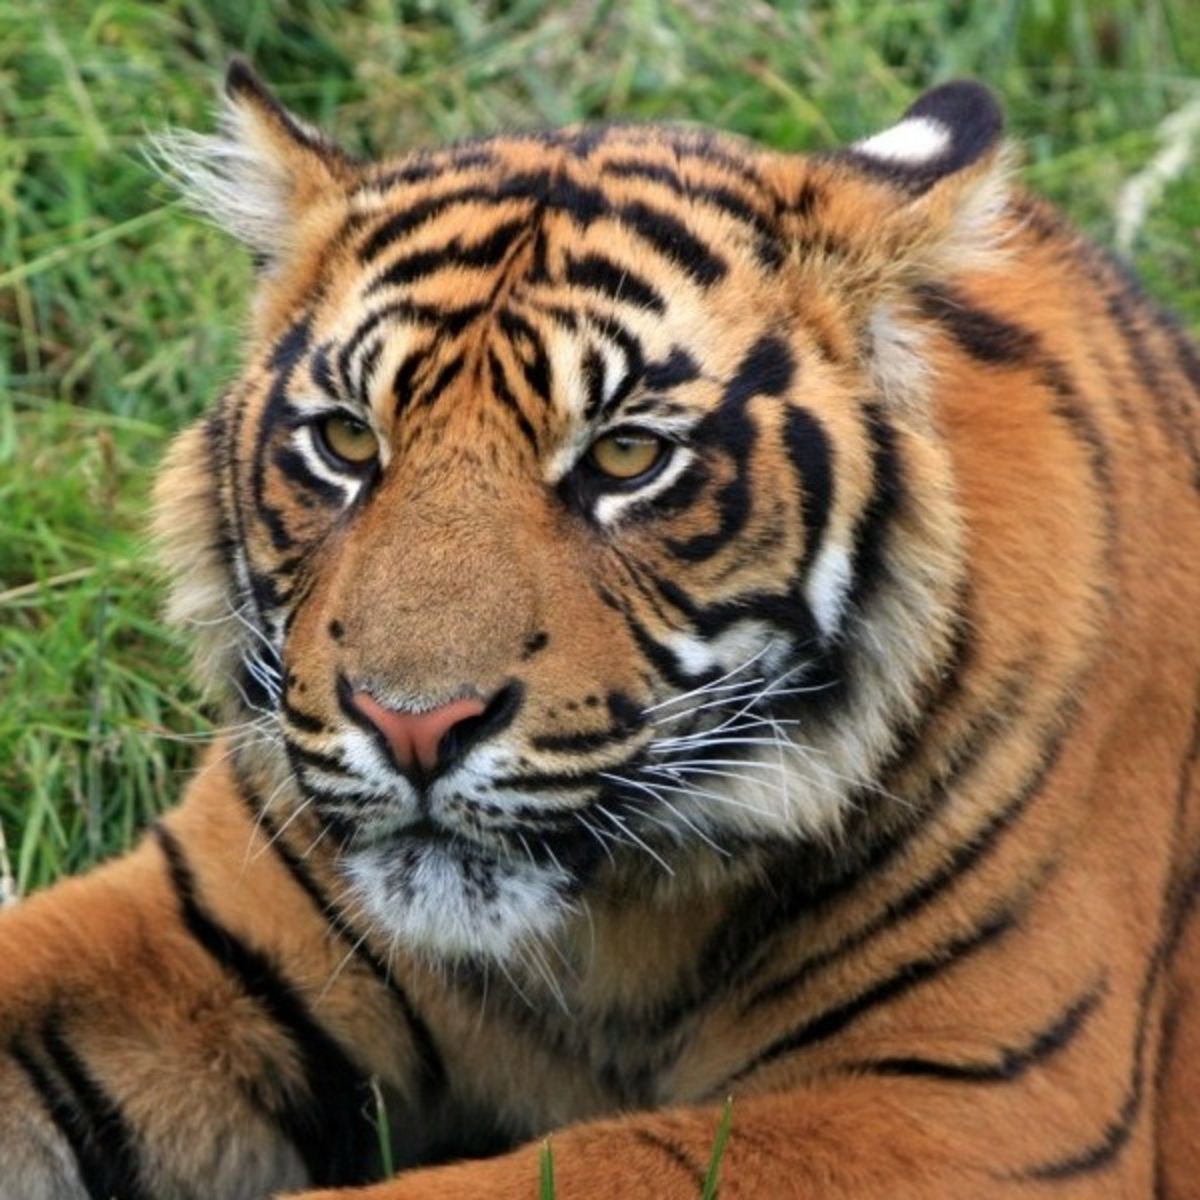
[805,542,853,638]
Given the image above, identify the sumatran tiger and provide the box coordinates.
[2,59,1199,1200]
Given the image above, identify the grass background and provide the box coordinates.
[1,0,1198,898]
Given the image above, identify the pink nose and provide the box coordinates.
[352,691,486,775]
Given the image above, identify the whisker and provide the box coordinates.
[595,806,674,876]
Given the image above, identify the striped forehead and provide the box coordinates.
[306,128,784,437]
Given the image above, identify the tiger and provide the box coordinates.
[2,56,1199,1200]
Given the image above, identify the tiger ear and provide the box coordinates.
[151,58,354,265]
[846,81,1005,198]
[795,83,1013,410]
[834,80,1013,281]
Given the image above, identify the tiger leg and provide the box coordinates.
[290,1077,1139,1200]
[0,751,427,1200]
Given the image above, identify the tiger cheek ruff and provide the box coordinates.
[2,57,1198,1200]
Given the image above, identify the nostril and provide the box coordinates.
[439,681,523,767]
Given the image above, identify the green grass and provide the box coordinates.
[1,0,1198,895]
[701,1098,734,1200]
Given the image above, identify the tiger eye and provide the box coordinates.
[318,414,378,466]
[588,431,668,481]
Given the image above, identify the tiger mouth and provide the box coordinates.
[394,816,456,845]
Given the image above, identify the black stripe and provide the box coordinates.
[272,445,344,505]
[1152,998,1184,1200]
[498,308,553,405]
[611,549,680,630]
[564,251,665,313]
[616,200,727,286]
[853,978,1106,1081]
[622,603,702,690]
[582,343,606,421]
[666,335,794,562]
[844,402,904,612]
[644,346,701,392]
[368,216,528,293]
[487,349,539,452]
[416,352,465,410]
[310,342,340,399]
[231,766,446,1093]
[662,133,773,199]
[370,148,498,191]
[359,185,502,262]
[489,769,599,792]
[392,346,430,418]
[631,646,1016,1045]
[358,173,609,264]
[784,404,835,578]
[339,302,487,388]
[631,1127,707,1188]
[1104,274,1200,492]
[153,824,377,1186]
[10,1029,154,1200]
[357,338,384,406]
[280,696,327,735]
[915,283,1119,537]
[915,284,1039,365]
[602,158,756,226]
[530,726,641,754]
[288,740,349,776]
[253,316,314,552]
[36,1013,155,1200]
[1038,357,1115,492]
[719,891,1030,1090]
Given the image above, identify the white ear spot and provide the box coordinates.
[855,116,951,166]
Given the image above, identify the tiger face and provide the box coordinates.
[157,64,997,959]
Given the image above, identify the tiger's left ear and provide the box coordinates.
[846,80,1004,199]
[808,81,1013,290]
[796,83,1013,408]
[151,58,355,267]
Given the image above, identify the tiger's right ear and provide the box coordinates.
[151,58,355,266]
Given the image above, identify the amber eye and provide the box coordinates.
[316,414,378,467]
[587,429,669,482]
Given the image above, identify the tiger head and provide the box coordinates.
[155,62,1008,960]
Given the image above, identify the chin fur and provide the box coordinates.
[345,841,576,962]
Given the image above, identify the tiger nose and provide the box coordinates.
[351,691,486,776]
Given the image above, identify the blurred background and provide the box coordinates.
[1,0,1197,897]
